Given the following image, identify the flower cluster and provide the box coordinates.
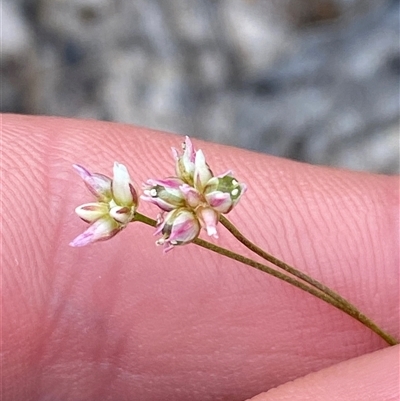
[70,163,138,247]
[142,137,246,251]
[67,140,399,348]
[70,137,245,251]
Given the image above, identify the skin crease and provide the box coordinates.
[1,113,398,401]
[247,345,400,401]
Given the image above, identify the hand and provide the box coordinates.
[2,114,398,400]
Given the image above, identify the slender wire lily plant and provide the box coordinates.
[70,137,398,346]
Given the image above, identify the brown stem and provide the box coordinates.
[134,212,398,346]
[219,215,353,309]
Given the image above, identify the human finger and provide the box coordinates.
[2,113,398,400]
[246,345,399,401]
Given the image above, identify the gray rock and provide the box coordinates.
[1,0,398,173]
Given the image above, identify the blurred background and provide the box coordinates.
[2,0,399,173]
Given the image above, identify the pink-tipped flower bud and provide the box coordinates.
[69,217,121,247]
[141,178,186,211]
[171,136,196,185]
[204,173,247,214]
[155,208,200,252]
[72,164,112,202]
[196,206,219,238]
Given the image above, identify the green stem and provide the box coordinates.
[134,212,398,346]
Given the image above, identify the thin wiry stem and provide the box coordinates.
[133,212,398,346]
[219,215,354,309]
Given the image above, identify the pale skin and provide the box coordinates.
[1,113,399,400]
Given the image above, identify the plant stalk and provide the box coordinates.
[134,212,398,346]
[219,215,354,309]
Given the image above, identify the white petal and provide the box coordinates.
[194,150,213,192]
[112,162,135,206]
[75,202,108,222]
[109,205,133,224]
